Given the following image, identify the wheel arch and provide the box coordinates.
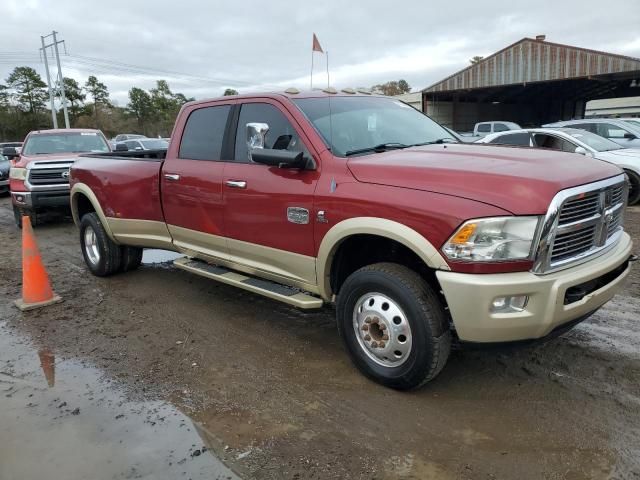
[70,183,118,243]
[316,217,450,300]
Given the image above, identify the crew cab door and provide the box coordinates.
[222,100,320,287]
[161,100,235,260]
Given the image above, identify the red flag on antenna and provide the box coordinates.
[312,33,324,53]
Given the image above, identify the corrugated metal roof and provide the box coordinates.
[423,38,640,93]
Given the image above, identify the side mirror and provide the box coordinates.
[135,146,143,151]
[251,148,306,169]
[115,143,128,152]
[574,146,588,155]
[2,147,18,159]
[624,132,637,140]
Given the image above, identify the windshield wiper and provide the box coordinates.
[409,138,458,147]
[345,143,409,156]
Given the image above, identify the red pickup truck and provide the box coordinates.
[8,128,110,226]
[69,90,635,389]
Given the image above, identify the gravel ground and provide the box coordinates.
[0,197,639,480]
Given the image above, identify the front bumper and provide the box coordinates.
[436,232,633,343]
[11,189,70,209]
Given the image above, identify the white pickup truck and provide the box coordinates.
[460,121,521,141]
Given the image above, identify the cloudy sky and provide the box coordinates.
[2,0,640,106]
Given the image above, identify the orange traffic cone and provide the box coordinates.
[14,216,63,311]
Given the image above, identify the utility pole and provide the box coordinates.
[52,31,70,129]
[40,35,58,129]
[40,31,69,129]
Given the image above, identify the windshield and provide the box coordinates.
[140,139,169,149]
[565,130,622,152]
[294,96,457,156]
[23,132,109,155]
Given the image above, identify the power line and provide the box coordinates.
[0,49,289,91]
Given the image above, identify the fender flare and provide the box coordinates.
[316,217,450,300]
[70,183,119,243]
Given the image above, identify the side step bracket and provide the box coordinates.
[173,257,323,310]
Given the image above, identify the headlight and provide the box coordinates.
[9,167,27,180]
[443,216,541,262]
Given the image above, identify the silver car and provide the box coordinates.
[543,118,640,149]
[477,127,640,205]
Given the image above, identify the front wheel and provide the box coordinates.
[79,213,122,276]
[625,170,640,206]
[336,263,451,390]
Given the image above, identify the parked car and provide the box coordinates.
[618,117,640,130]
[0,152,10,195]
[477,127,640,205]
[117,138,169,151]
[543,119,640,149]
[8,129,111,227]
[0,141,23,155]
[472,121,521,138]
[70,91,633,390]
[112,134,147,143]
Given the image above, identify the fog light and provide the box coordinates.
[16,195,24,202]
[491,295,529,313]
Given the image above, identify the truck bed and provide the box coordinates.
[72,151,166,223]
[81,149,167,161]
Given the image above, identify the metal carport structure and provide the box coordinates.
[422,37,640,131]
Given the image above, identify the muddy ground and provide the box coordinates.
[1,196,639,480]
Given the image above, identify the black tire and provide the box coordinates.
[625,170,640,206]
[79,212,122,276]
[336,262,451,390]
[120,246,143,272]
[13,205,38,228]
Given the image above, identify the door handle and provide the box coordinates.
[164,173,180,181]
[225,180,247,189]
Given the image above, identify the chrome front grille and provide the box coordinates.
[26,160,74,190]
[557,192,599,225]
[550,225,597,262]
[28,168,70,184]
[533,175,627,273]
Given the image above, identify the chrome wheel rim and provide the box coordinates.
[352,293,412,367]
[83,226,100,265]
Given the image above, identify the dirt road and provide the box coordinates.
[1,196,639,479]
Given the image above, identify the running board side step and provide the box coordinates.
[173,257,323,310]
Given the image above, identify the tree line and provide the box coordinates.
[0,66,197,141]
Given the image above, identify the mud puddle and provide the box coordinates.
[142,249,183,265]
[0,321,239,480]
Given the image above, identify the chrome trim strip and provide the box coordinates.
[532,174,627,274]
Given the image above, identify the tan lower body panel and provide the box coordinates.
[226,237,317,287]
[168,225,229,262]
[437,233,633,343]
[173,257,323,309]
[107,218,175,250]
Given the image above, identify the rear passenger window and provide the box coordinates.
[179,105,230,160]
[489,132,530,146]
[493,123,510,132]
[477,123,491,133]
[234,103,308,163]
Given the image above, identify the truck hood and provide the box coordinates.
[15,152,84,168]
[346,144,623,215]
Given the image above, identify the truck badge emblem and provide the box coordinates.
[287,207,310,225]
[316,210,328,223]
[62,170,70,179]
